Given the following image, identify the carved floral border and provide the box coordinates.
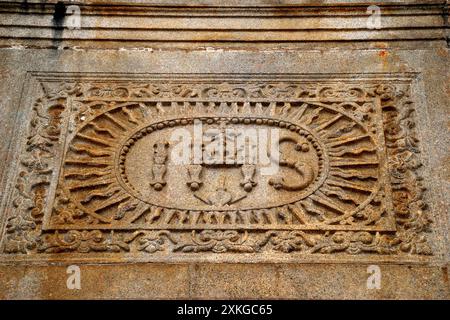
[0,75,433,257]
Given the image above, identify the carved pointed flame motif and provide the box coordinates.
[48,89,391,232]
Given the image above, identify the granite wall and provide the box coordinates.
[0,0,448,299]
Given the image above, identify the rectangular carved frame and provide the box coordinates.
[0,72,433,264]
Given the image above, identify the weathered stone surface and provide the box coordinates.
[0,264,447,299]
[0,0,448,299]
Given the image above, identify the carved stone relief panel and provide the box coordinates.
[0,74,432,259]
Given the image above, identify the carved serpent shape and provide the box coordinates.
[269,158,315,191]
[268,136,315,191]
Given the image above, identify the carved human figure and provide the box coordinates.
[149,141,169,191]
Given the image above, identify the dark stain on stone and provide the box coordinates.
[20,0,29,12]
[52,1,66,48]
[53,1,66,29]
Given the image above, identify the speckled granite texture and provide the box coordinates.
[0,0,448,299]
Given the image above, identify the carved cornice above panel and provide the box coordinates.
[0,0,447,49]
